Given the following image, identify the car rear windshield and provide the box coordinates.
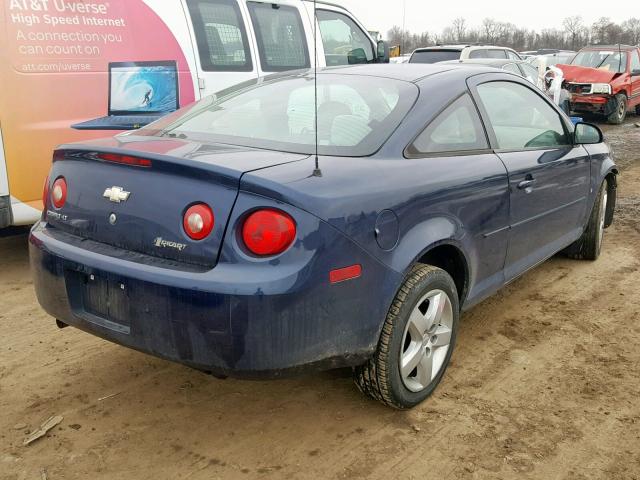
[571,50,628,73]
[410,50,461,64]
[148,73,418,157]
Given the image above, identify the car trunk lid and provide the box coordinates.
[45,136,307,268]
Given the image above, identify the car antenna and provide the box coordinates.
[312,0,322,177]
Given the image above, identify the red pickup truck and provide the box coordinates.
[558,45,640,124]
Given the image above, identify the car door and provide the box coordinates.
[245,0,312,75]
[502,63,522,76]
[470,76,591,280]
[630,49,640,109]
[518,62,541,86]
[183,0,260,96]
[506,50,521,61]
[314,8,375,66]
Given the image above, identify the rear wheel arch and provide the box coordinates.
[354,264,460,408]
[604,169,618,227]
[411,242,470,307]
[564,180,609,260]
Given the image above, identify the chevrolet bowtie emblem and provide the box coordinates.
[103,186,130,203]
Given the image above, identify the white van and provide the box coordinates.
[0,0,388,228]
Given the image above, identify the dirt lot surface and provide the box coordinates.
[2,117,640,480]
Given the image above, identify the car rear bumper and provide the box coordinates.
[29,221,399,378]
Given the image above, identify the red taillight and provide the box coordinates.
[183,203,214,240]
[51,177,67,209]
[42,176,50,208]
[97,152,152,167]
[241,209,296,256]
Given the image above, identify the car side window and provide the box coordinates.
[503,63,521,75]
[469,49,507,59]
[247,2,310,72]
[487,49,507,59]
[477,81,570,150]
[316,9,374,66]
[520,63,539,84]
[186,0,253,72]
[468,49,488,59]
[631,50,640,72]
[407,94,488,156]
[507,50,520,60]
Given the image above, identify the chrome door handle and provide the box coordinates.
[517,179,536,189]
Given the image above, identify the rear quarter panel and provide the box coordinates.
[584,141,617,197]
[243,154,509,309]
[242,70,511,308]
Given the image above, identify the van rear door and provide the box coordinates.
[244,0,316,77]
[182,0,260,97]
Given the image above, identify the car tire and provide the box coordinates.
[636,104,640,116]
[564,181,608,260]
[607,94,627,124]
[354,265,459,409]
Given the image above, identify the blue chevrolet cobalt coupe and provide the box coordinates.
[31,65,617,409]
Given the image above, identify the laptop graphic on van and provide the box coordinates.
[72,61,179,130]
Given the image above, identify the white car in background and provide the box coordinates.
[409,44,522,63]
[528,51,576,71]
[390,54,411,64]
[440,58,543,89]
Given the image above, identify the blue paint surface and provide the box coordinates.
[30,65,617,377]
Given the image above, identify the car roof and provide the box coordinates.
[539,51,575,56]
[440,59,525,67]
[581,45,636,51]
[414,45,464,52]
[315,63,488,82]
[413,44,511,53]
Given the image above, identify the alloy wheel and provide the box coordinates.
[399,289,454,392]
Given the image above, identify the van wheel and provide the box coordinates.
[564,182,608,260]
[607,94,627,124]
[354,265,459,409]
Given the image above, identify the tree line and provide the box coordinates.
[388,16,640,54]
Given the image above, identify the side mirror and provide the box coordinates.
[348,47,367,65]
[376,40,390,63]
[574,122,603,144]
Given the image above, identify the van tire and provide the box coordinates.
[353,265,459,409]
[607,94,627,124]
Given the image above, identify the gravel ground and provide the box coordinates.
[1,116,639,480]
